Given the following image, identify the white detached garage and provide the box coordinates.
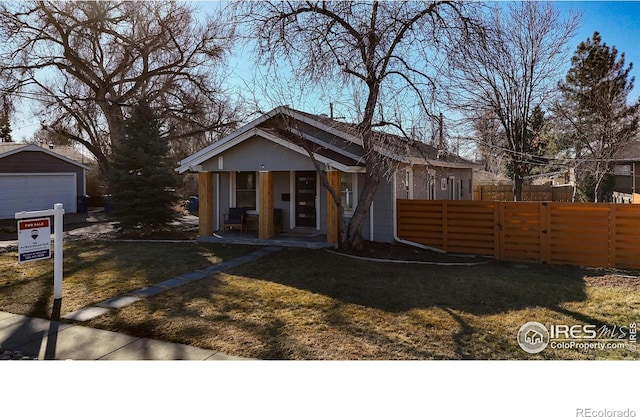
[0,144,90,220]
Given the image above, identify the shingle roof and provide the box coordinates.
[0,143,91,170]
[613,139,640,161]
[178,106,478,173]
[285,108,476,167]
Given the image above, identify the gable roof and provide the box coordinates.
[177,106,477,174]
[0,143,91,170]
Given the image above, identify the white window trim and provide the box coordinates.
[448,175,460,201]
[229,171,236,207]
[230,171,258,213]
[289,171,295,229]
[316,171,321,230]
[406,168,414,200]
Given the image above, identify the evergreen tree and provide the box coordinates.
[0,99,13,142]
[0,114,11,142]
[109,99,177,232]
[556,32,640,202]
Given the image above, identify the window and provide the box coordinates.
[236,171,256,209]
[428,177,437,200]
[427,169,437,200]
[341,173,356,214]
[404,169,413,199]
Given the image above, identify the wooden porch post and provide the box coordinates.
[198,172,214,236]
[258,171,274,239]
[326,170,342,244]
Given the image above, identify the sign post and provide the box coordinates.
[15,203,65,299]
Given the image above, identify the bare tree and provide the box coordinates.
[235,1,476,250]
[447,1,580,200]
[0,1,239,176]
[471,108,505,177]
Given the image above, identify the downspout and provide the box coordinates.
[392,169,447,254]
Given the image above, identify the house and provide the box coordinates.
[611,139,640,203]
[0,143,91,221]
[177,106,477,244]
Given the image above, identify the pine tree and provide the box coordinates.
[0,114,11,142]
[0,100,12,142]
[557,32,640,202]
[109,99,177,232]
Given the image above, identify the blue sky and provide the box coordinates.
[555,1,640,100]
[11,1,640,141]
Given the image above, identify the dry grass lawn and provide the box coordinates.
[1,241,638,360]
[0,241,258,317]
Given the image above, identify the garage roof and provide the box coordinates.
[0,143,90,170]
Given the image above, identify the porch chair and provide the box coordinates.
[273,208,284,233]
[224,207,247,232]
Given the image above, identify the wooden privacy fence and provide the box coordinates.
[473,184,574,202]
[397,199,640,269]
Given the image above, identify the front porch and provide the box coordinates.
[196,169,342,245]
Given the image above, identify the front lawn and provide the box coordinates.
[1,242,638,359]
[0,241,258,317]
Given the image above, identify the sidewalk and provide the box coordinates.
[0,311,246,360]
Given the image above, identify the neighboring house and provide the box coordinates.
[177,106,477,244]
[473,170,511,187]
[611,139,640,203]
[0,143,90,220]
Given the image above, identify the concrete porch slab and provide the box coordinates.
[198,235,336,249]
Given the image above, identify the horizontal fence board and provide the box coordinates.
[474,185,574,202]
[397,199,640,269]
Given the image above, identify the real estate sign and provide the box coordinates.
[17,217,51,263]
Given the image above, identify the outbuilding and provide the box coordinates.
[0,143,90,221]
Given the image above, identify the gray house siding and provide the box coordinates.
[372,175,395,243]
[272,171,292,231]
[217,172,231,231]
[395,165,473,201]
[201,136,316,173]
[353,173,372,240]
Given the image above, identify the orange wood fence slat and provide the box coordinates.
[396,199,640,269]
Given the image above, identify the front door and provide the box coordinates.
[295,171,317,228]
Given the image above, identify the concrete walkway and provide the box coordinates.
[0,311,244,360]
[1,245,283,360]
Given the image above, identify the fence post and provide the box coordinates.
[540,202,550,264]
[609,204,616,268]
[441,200,448,252]
[493,202,502,261]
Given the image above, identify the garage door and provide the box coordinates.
[0,173,77,219]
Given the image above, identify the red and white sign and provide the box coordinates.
[17,217,51,263]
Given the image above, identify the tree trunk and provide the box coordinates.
[340,79,381,251]
[342,167,381,251]
[512,161,524,201]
